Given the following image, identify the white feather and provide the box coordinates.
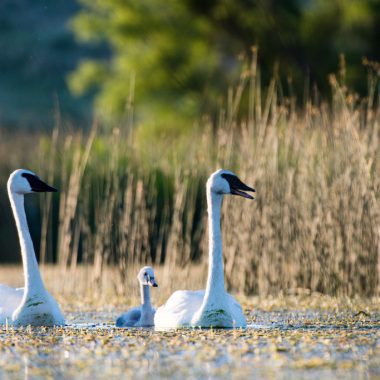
[0,169,65,326]
[0,285,23,323]
[155,290,204,328]
[155,290,246,328]
[155,170,252,329]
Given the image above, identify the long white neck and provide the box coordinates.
[202,189,226,308]
[140,284,152,309]
[8,191,45,296]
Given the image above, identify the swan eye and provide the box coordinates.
[144,272,147,276]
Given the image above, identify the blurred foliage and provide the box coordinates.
[0,0,108,129]
[2,58,379,296]
[69,0,380,128]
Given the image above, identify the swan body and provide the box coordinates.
[0,169,65,326]
[0,285,23,321]
[116,266,158,327]
[155,169,255,329]
[155,290,246,328]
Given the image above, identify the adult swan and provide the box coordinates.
[154,169,255,329]
[0,169,65,326]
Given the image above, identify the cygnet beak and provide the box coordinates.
[147,275,158,287]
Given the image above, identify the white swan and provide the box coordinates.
[0,169,65,326]
[116,266,158,327]
[154,169,255,329]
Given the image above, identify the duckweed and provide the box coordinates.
[0,296,379,379]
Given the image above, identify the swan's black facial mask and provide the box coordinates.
[221,174,255,199]
[22,173,58,193]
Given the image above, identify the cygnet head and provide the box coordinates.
[207,169,256,199]
[8,169,57,195]
[137,266,158,287]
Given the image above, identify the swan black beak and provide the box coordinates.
[22,173,58,192]
[32,178,58,193]
[222,173,255,199]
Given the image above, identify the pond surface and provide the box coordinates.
[0,308,379,379]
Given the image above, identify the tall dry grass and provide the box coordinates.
[2,56,380,298]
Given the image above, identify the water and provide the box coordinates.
[0,309,379,379]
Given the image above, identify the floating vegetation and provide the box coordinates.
[0,296,379,379]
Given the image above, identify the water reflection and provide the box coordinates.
[23,356,30,380]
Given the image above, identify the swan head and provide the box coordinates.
[137,266,158,287]
[207,169,255,199]
[8,169,57,195]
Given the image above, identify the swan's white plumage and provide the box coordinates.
[0,285,64,326]
[10,289,65,327]
[0,169,65,326]
[0,285,23,323]
[154,169,254,329]
[154,290,204,328]
[154,290,246,328]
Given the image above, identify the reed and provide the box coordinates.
[1,57,379,297]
